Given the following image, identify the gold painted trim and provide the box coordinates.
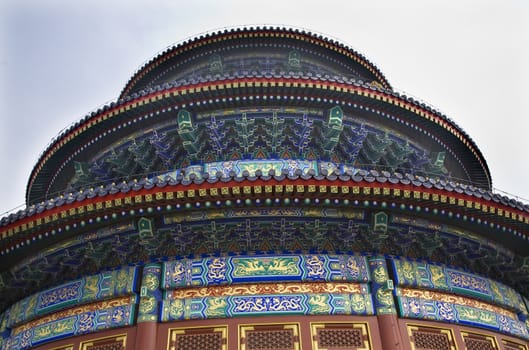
[397,287,516,319]
[310,321,372,350]
[165,282,365,299]
[12,296,133,335]
[167,325,228,350]
[239,322,301,350]
[79,334,126,350]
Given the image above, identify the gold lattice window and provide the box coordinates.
[240,323,300,350]
[461,331,498,350]
[79,334,126,350]
[503,339,529,350]
[168,326,227,350]
[311,322,372,350]
[407,325,456,350]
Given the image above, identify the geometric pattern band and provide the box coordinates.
[163,254,370,290]
[2,301,136,350]
[11,296,136,336]
[162,291,374,321]
[5,266,139,328]
[164,159,321,182]
[161,254,373,322]
[398,294,529,340]
[391,258,527,315]
[164,282,367,299]
[397,287,517,319]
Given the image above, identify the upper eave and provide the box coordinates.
[25,76,492,204]
[119,26,393,98]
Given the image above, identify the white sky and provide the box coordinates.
[1,0,528,215]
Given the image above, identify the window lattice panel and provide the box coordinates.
[408,325,455,350]
[311,322,371,350]
[240,324,300,350]
[462,332,497,350]
[169,326,227,350]
[246,329,295,350]
[413,331,450,350]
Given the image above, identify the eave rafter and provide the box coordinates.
[5,177,529,260]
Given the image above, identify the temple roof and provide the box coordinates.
[25,77,492,205]
[24,27,494,205]
[119,26,393,98]
[1,26,527,317]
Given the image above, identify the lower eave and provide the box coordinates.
[4,176,529,264]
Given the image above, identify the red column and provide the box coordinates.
[135,321,158,350]
[377,314,407,350]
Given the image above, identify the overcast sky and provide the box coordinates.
[1,0,528,215]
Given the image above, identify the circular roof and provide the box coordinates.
[1,26,527,317]
[119,26,393,99]
[25,26,492,205]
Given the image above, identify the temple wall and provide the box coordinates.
[1,254,527,349]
